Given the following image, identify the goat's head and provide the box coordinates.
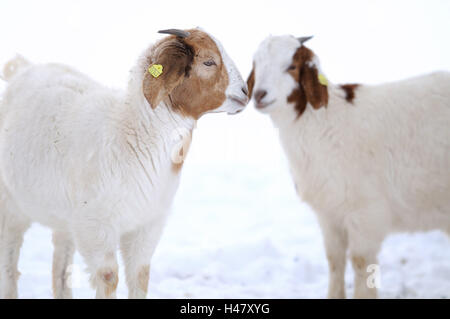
[143,28,248,119]
[247,35,328,117]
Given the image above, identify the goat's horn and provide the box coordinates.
[158,29,190,38]
[298,36,313,45]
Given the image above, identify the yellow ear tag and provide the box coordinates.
[318,73,328,86]
[148,64,163,78]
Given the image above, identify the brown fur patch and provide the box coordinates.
[287,85,307,117]
[97,268,119,298]
[143,29,229,119]
[143,38,194,109]
[351,256,366,271]
[171,130,193,173]
[138,265,150,294]
[287,46,328,117]
[340,84,360,103]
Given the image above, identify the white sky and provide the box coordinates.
[1,0,449,167]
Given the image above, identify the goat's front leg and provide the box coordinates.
[73,220,119,299]
[120,219,165,299]
[318,218,348,299]
[348,226,382,299]
[52,230,75,299]
[350,250,379,299]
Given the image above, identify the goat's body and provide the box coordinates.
[270,71,450,297]
[0,61,193,298]
[0,63,182,232]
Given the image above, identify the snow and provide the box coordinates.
[1,0,449,299]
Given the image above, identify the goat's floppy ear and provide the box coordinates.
[143,39,194,108]
[299,60,328,109]
[246,67,255,99]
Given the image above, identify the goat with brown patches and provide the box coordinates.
[0,28,248,299]
[248,35,450,298]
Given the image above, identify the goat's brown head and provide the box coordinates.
[247,35,328,118]
[143,28,248,119]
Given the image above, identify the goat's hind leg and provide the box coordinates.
[73,219,119,299]
[0,209,30,299]
[52,230,75,299]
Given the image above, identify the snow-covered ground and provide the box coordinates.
[18,161,450,299]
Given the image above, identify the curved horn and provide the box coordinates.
[298,36,313,45]
[158,29,190,38]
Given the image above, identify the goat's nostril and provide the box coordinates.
[242,86,249,96]
[254,90,267,103]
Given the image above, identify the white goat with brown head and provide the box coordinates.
[248,35,450,298]
[0,28,248,299]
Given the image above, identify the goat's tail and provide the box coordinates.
[0,55,31,82]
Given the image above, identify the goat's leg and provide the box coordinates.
[0,212,30,299]
[350,250,379,299]
[348,228,381,299]
[73,221,119,299]
[52,230,75,299]
[120,219,164,299]
[319,219,348,299]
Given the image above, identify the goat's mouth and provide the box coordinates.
[227,96,248,115]
[255,100,275,110]
[228,109,243,115]
[228,96,248,107]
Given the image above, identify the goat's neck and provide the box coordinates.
[268,83,349,169]
[116,92,195,181]
[121,65,196,150]
[270,83,345,133]
[123,94,195,143]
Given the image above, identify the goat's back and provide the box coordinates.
[0,63,126,226]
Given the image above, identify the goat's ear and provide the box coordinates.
[143,39,194,108]
[246,67,255,99]
[300,62,328,109]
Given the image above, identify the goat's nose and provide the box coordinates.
[241,86,249,97]
[254,90,267,103]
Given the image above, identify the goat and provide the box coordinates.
[0,28,248,299]
[247,35,450,298]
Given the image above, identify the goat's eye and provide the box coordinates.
[287,65,296,71]
[203,60,216,67]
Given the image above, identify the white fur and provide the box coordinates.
[208,32,247,115]
[251,35,450,298]
[0,31,247,299]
